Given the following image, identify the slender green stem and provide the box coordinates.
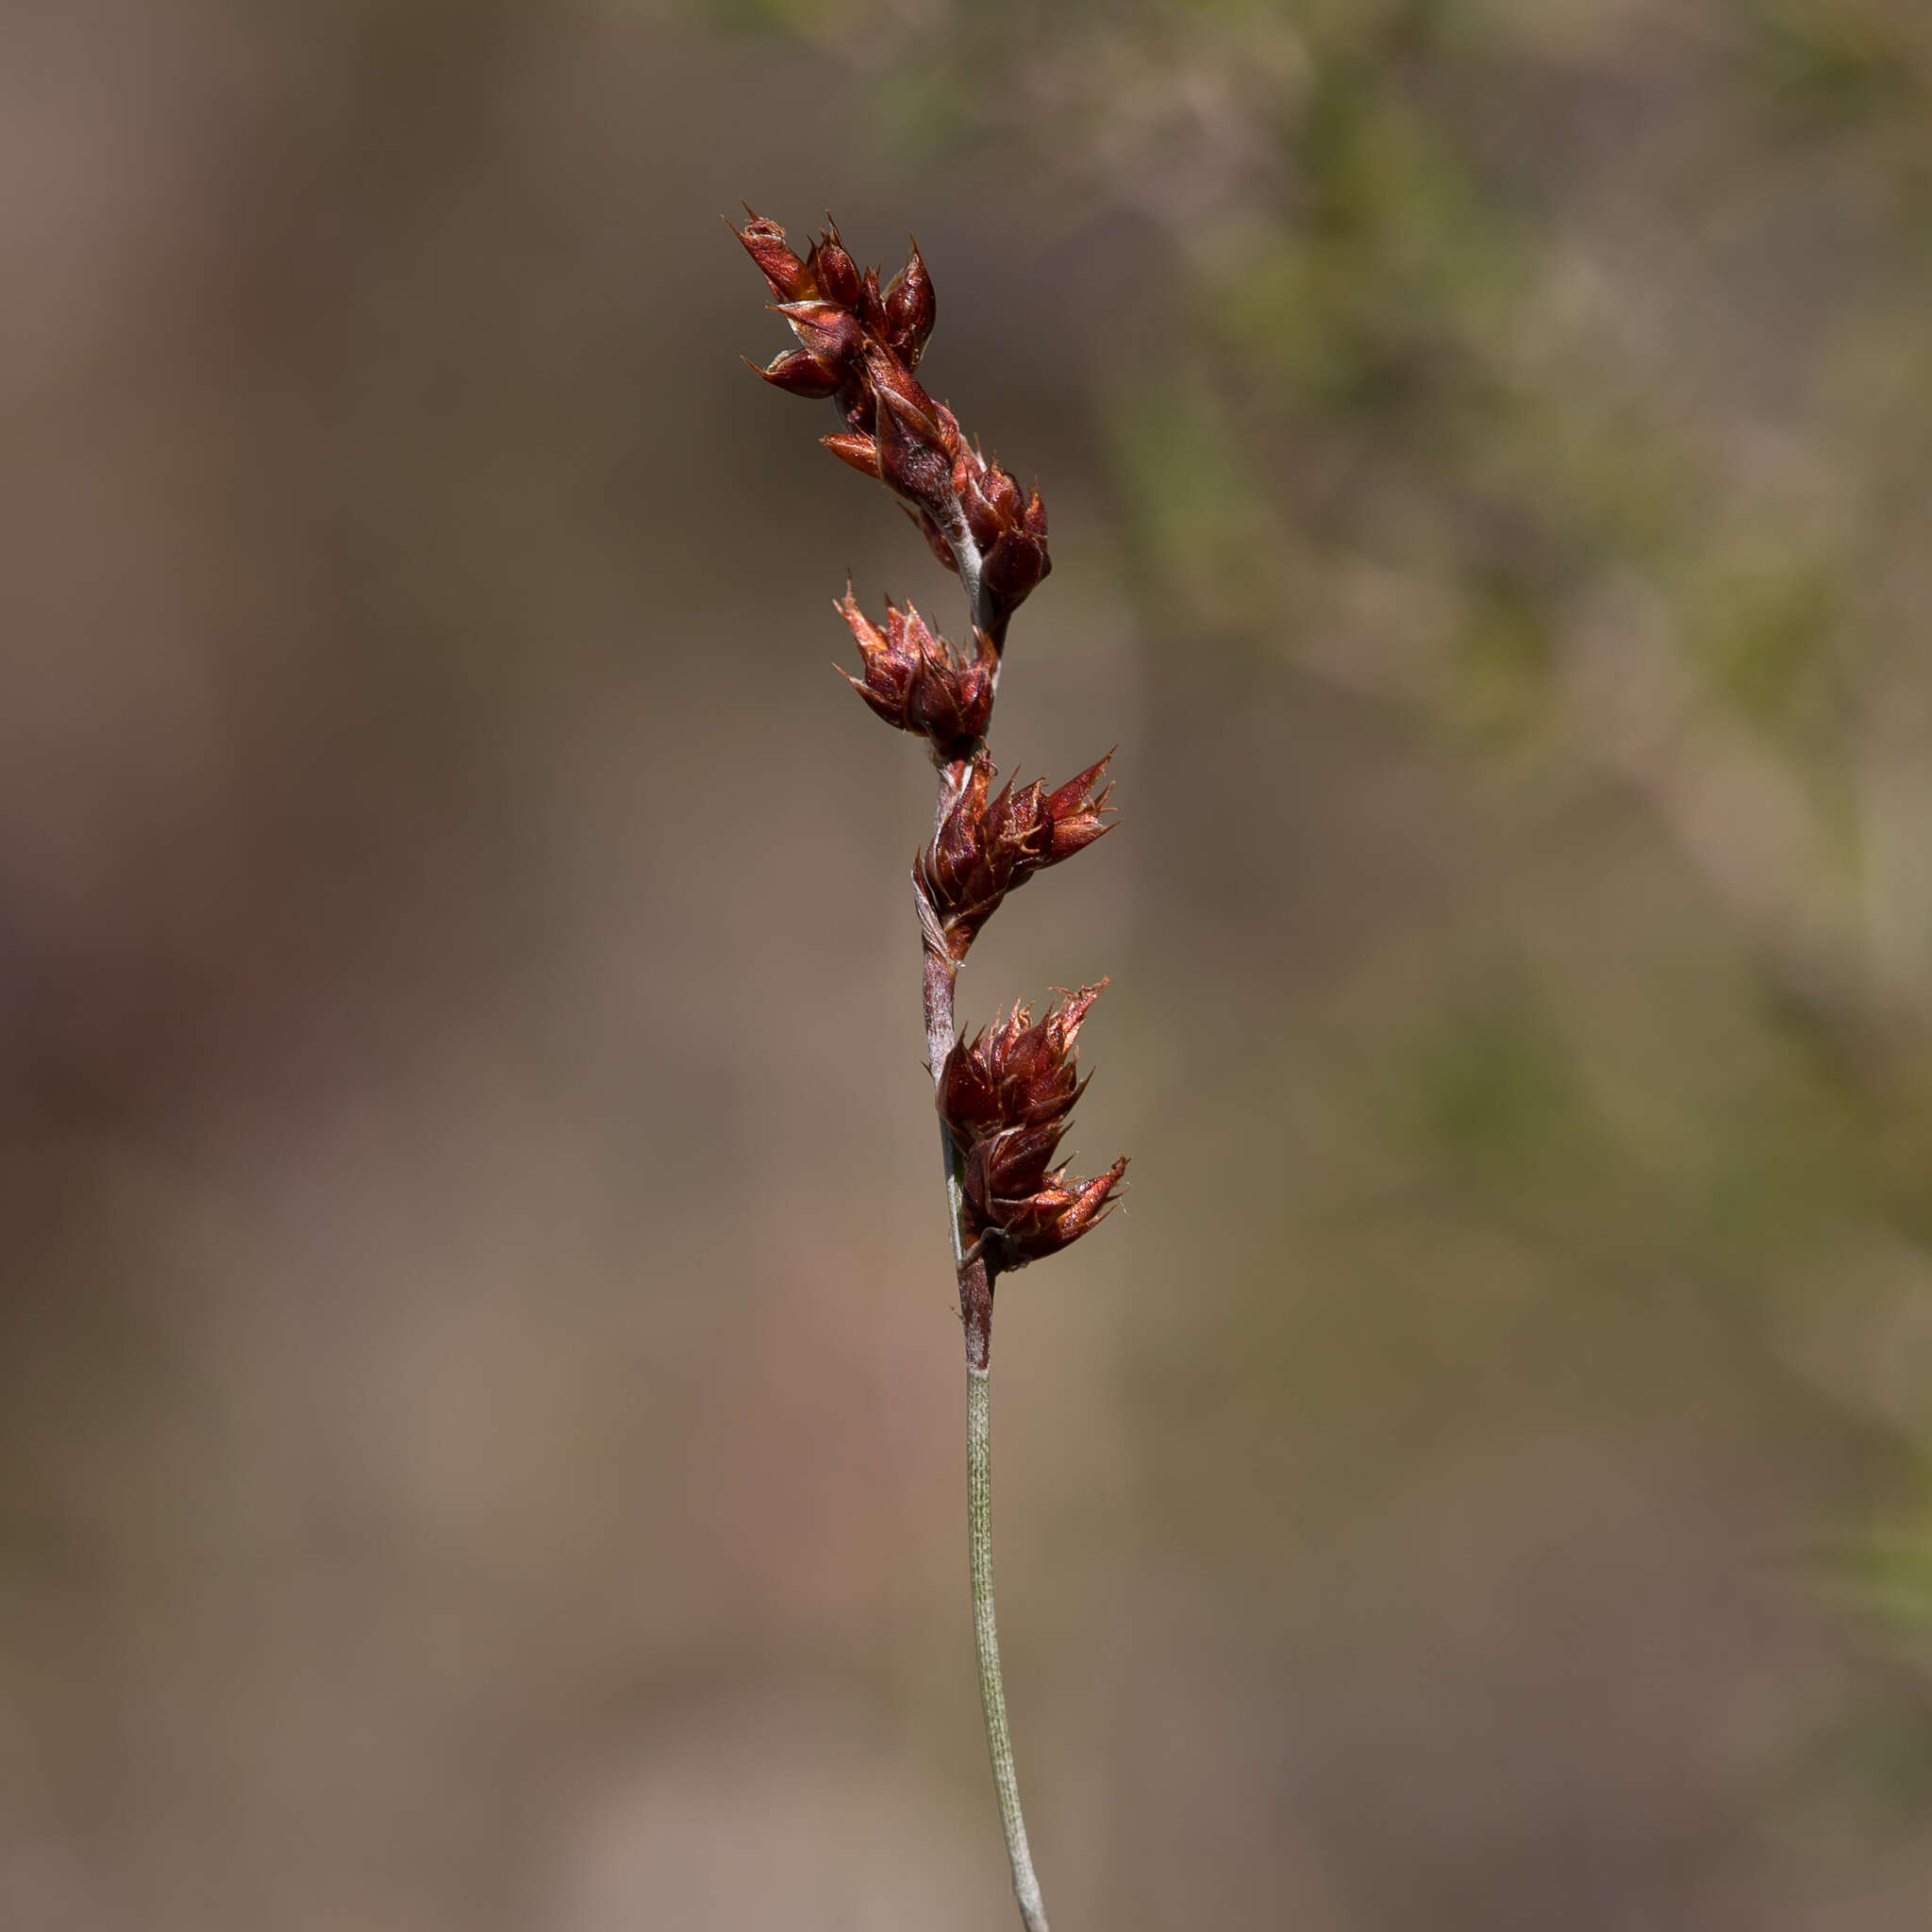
[969,1363,1050,1932]
[925,771,1049,1927]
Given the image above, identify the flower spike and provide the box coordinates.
[916,753,1116,962]
[733,208,1052,645]
[835,591,995,761]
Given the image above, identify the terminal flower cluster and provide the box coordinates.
[736,209,1050,648]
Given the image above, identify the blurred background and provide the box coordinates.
[4,1,1932,1925]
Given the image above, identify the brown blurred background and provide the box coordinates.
[5,2,1932,1926]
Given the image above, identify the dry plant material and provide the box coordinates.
[734,208,1128,1932]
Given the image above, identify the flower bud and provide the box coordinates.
[806,225,864,311]
[835,591,995,759]
[884,241,935,368]
[730,211,817,302]
[939,984,1126,1269]
[1039,756,1116,862]
[916,754,1115,961]
[958,457,1022,549]
[750,348,844,400]
[957,456,1051,637]
[963,1146,1128,1268]
[938,985,1104,1150]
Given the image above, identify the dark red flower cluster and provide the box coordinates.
[835,591,994,760]
[916,753,1115,964]
[938,986,1128,1269]
[733,208,1050,647]
[737,207,1131,1319]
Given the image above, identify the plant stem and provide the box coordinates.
[969,1361,1051,1932]
[923,847,1049,1928]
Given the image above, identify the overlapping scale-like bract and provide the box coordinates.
[916,753,1115,963]
[835,591,995,761]
[938,985,1128,1268]
[733,209,1049,646]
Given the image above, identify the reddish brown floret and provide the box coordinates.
[733,208,1052,643]
[961,460,1051,622]
[836,591,995,760]
[806,225,864,309]
[963,1148,1129,1268]
[750,348,844,400]
[733,212,818,302]
[939,984,1126,1269]
[939,985,1106,1150]
[916,754,1115,962]
[884,242,935,367]
[822,430,882,476]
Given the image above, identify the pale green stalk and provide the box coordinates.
[968,1362,1050,1932]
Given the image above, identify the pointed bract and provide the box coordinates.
[807,226,864,310]
[967,1155,1127,1267]
[823,430,881,478]
[774,298,867,366]
[885,241,936,368]
[754,348,843,399]
[1043,754,1117,861]
[874,370,959,529]
[731,211,817,301]
[836,591,994,759]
